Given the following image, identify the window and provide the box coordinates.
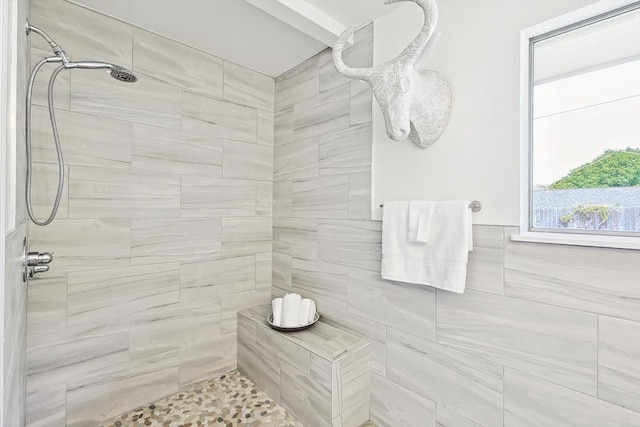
[517,0,640,249]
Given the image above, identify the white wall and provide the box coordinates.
[371,0,596,225]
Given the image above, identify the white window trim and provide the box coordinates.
[515,0,640,251]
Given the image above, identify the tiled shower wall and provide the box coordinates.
[26,0,273,425]
[272,24,640,427]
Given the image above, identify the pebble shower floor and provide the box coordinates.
[98,371,302,427]
[98,370,378,427]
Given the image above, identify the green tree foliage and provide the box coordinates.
[559,204,614,229]
[550,148,640,189]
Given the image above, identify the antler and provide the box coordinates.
[385,0,438,65]
[333,0,437,79]
[332,24,375,82]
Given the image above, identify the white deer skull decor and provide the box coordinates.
[333,0,451,149]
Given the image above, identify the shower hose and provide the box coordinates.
[25,58,66,226]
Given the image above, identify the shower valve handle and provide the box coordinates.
[29,265,49,278]
[26,251,53,266]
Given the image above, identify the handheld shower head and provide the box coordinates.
[109,65,137,83]
[70,61,137,83]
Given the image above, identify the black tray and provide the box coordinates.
[267,312,320,332]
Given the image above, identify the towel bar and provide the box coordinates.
[380,200,482,212]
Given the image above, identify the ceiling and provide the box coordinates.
[68,0,400,77]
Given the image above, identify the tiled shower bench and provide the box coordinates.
[237,305,371,427]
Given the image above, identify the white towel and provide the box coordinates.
[282,293,302,327]
[408,201,434,242]
[381,201,473,293]
[271,298,283,326]
[300,298,313,326]
[308,300,316,323]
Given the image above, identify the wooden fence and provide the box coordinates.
[533,207,640,231]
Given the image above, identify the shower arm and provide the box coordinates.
[26,20,70,65]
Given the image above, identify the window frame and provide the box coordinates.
[515,0,640,250]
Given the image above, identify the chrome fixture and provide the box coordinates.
[379,200,482,212]
[25,20,137,226]
[22,237,53,282]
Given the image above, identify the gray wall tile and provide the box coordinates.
[26,382,66,427]
[318,124,371,176]
[388,328,503,427]
[129,301,220,360]
[321,308,387,377]
[66,352,179,426]
[130,218,222,265]
[257,181,273,217]
[132,124,222,176]
[179,333,236,388]
[237,331,281,400]
[68,166,180,218]
[134,28,224,97]
[258,109,275,146]
[349,267,435,341]
[224,61,274,111]
[71,72,182,129]
[505,228,640,321]
[272,252,292,290]
[598,316,640,413]
[29,163,69,219]
[273,180,293,218]
[340,370,370,427]
[180,255,256,300]
[67,263,180,326]
[273,218,318,260]
[31,107,131,169]
[27,323,129,386]
[183,91,257,143]
[275,107,294,145]
[437,289,598,395]
[348,172,371,220]
[28,219,130,273]
[436,405,482,427]
[293,83,350,141]
[221,217,272,256]
[275,55,319,111]
[466,225,503,294]
[504,369,640,427]
[181,176,256,217]
[220,288,271,334]
[280,360,333,427]
[27,275,67,333]
[292,175,349,219]
[291,259,349,313]
[371,373,436,427]
[274,137,318,181]
[318,220,382,272]
[223,139,273,181]
[256,323,311,374]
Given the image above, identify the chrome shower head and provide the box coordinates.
[109,65,137,83]
[70,61,137,83]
